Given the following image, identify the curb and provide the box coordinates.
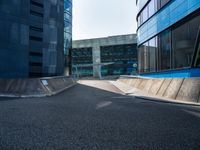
[134,95,200,107]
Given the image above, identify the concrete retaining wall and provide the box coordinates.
[157,78,172,97]
[0,76,76,97]
[176,79,200,103]
[118,77,200,103]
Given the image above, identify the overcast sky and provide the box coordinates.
[72,0,137,40]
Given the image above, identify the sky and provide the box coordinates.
[72,0,137,40]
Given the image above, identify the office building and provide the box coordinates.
[72,34,137,77]
[64,0,72,75]
[137,0,200,77]
[0,0,72,78]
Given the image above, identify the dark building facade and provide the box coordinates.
[72,34,137,77]
[101,44,137,76]
[64,0,72,75]
[137,0,200,78]
[71,47,93,76]
[0,0,72,78]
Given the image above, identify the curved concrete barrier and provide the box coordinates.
[176,78,200,103]
[0,76,76,97]
[163,78,184,99]
[148,79,164,95]
[117,76,200,104]
[157,78,172,97]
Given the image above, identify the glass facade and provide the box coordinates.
[0,0,67,78]
[71,48,93,77]
[137,0,200,77]
[137,0,200,45]
[64,0,72,74]
[172,15,200,69]
[149,37,157,72]
[137,0,170,27]
[72,40,138,77]
[138,36,158,73]
[137,0,149,12]
[196,42,200,67]
[101,44,137,75]
[159,30,171,71]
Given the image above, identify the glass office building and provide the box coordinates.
[137,0,200,78]
[0,0,72,78]
[72,34,137,77]
[71,47,93,77]
[101,44,137,76]
[64,0,72,74]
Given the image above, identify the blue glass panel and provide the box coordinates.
[138,0,200,45]
[139,68,200,78]
[64,0,72,10]
[64,0,72,55]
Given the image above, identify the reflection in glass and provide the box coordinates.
[142,6,148,23]
[148,0,156,17]
[159,29,171,70]
[172,15,200,69]
[138,45,145,73]
[64,0,72,56]
[196,42,200,67]
[149,37,157,72]
[64,0,72,74]
[144,42,149,72]
[160,0,170,8]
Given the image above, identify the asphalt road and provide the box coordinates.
[0,80,200,150]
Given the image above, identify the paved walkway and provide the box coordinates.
[0,80,200,149]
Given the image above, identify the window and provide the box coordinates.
[138,45,145,73]
[138,37,158,73]
[160,0,170,8]
[172,14,200,69]
[143,42,149,72]
[142,6,148,23]
[29,62,42,67]
[157,0,160,10]
[30,26,43,32]
[148,0,156,17]
[157,0,170,10]
[148,37,157,72]
[30,36,43,42]
[159,29,171,70]
[30,10,43,17]
[29,52,43,57]
[140,11,143,26]
[138,15,141,26]
[196,42,200,67]
[30,0,43,8]
[138,0,158,26]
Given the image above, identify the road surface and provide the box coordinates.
[0,80,200,150]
